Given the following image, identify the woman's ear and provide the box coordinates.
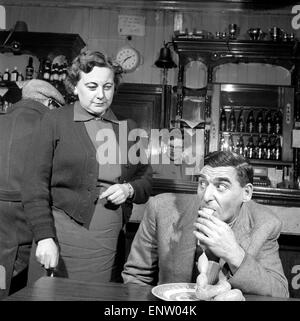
[242,183,253,203]
[73,87,78,95]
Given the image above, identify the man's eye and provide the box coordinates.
[216,183,228,192]
[198,180,207,190]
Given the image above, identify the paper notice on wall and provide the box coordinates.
[118,15,145,36]
[0,6,5,30]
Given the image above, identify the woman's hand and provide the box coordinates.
[99,183,132,205]
[36,238,59,269]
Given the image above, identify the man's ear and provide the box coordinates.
[242,183,253,203]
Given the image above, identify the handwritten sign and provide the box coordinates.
[0,6,5,30]
[118,15,145,37]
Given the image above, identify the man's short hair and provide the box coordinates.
[204,151,253,186]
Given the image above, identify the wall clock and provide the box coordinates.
[115,46,141,73]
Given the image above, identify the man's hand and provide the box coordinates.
[99,183,131,205]
[193,210,245,273]
[36,238,59,269]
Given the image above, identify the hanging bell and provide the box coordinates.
[154,44,177,69]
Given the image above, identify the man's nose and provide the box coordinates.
[202,184,215,202]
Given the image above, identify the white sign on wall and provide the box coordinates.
[0,5,5,30]
[118,15,145,36]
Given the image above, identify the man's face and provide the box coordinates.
[197,165,247,224]
[74,66,115,116]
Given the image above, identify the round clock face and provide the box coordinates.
[116,47,140,73]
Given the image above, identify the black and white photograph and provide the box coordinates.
[1,0,300,311]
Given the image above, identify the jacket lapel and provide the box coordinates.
[171,196,201,282]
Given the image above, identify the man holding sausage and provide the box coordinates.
[122,150,289,298]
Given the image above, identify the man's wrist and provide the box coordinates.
[227,246,245,274]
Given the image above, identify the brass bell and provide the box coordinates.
[154,44,177,69]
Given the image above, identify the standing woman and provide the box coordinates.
[22,50,152,283]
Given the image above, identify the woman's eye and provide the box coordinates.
[104,84,113,90]
[87,85,97,91]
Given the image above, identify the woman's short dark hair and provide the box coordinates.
[204,151,253,186]
[64,49,123,93]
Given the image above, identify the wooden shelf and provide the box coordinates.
[0,31,85,61]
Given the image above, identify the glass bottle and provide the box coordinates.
[220,134,226,151]
[275,136,282,160]
[256,109,264,134]
[274,110,282,135]
[10,66,18,82]
[236,135,244,156]
[265,110,273,134]
[228,109,236,132]
[246,135,255,159]
[25,57,34,80]
[3,68,10,81]
[17,73,24,81]
[228,134,235,152]
[220,108,227,132]
[52,63,59,83]
[246,110,255,133]
[237,108,245,132]
[43,59,51,81]
[256,135,264,159]
[266,137,272,160]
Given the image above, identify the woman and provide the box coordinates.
[22,50,152,283]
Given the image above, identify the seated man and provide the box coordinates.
[122,150,289,298]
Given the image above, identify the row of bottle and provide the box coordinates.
[220,134,282,160]
[0,57,68,84]
[0,57,34,82]
[220,108,282,135]
[38,59,68,83]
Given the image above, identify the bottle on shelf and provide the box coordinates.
[220,108,227,131]
[266,136,273,160]
[220,133,226,151]
[52,63,60,83]
[3,68,10,81]
[10,66,19,82]
[274,110,282,135]
[228,109,236,132]
[245,135,255,159]
[256,109,264,134]
[262,136,268,160]
[228,134,235,152]
[17,73,24,81]
[275,136,282,160]
[236,135,245,156]
[25,57,34,80]
[61,62,68,81]
[246,110,255,133]
[256,135,264,159]
[237,108,245,132]
[265,110,273,134]
[43,59,51,81]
